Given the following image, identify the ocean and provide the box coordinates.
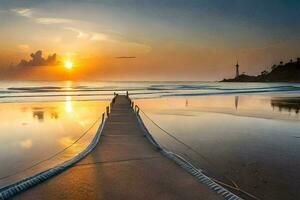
[0,81,300,200]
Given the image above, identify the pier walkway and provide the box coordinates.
[12,95,225,200]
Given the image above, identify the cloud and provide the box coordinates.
[35,17,73,25]
[11,8,32,18]
[90,33,108,41]
[65,27,109,42]
[11,8,73,26]
[17,50,58,67]
[77,31,90,39]
[65,27,90,39]
[10,8,149,51]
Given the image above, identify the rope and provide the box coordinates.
[211,178,261,200]
[136,110,242,200]
[0,115,102,181]
[0,112,106,199]
[139,109,212,165]
[138,108,261,200]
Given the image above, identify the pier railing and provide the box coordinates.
[127,93,243,200]
[0,92,245,200]
[0,93,119,200]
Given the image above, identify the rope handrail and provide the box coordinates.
[0,113,107,199]
[0,113,105,181]
[0,93,120,182]
[138,107,213,164]
[0,93,120,199]
[0,96,115,199]
[135,105,260,200]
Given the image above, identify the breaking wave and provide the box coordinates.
[0,81,300,102]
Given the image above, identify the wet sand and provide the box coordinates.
[136,95,300,200]
[12,96,224,200]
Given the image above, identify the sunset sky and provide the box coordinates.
[0,0,300,81]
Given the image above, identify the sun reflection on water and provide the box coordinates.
[65,96,73,113]
[0,100,110,188]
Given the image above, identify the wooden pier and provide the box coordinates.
[12,95,225,200]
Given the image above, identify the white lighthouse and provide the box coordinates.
[235,61,240,78]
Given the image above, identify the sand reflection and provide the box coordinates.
[0,100,109,188]
[271,97,300,114]
[135,95,300,200]
[136,95,300,121]
[65,96,73,113]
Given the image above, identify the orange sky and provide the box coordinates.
[0,1,300,81]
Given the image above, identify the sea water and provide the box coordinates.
[0,81,300,199]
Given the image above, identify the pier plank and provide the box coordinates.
[13,95,223,200]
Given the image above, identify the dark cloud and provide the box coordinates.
[115,56,136,59]
[17,50,58,67]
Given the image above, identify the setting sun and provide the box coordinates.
[64,61,73,69]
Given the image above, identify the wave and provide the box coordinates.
[0,82,300,102]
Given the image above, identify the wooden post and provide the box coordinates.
[112,92,118,104]
[135,105,138,113]
[101,113,104,123]
[106,106,110,117]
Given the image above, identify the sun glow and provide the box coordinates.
[65,61,73,69]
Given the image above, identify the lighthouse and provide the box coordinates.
[235,61,240,78]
